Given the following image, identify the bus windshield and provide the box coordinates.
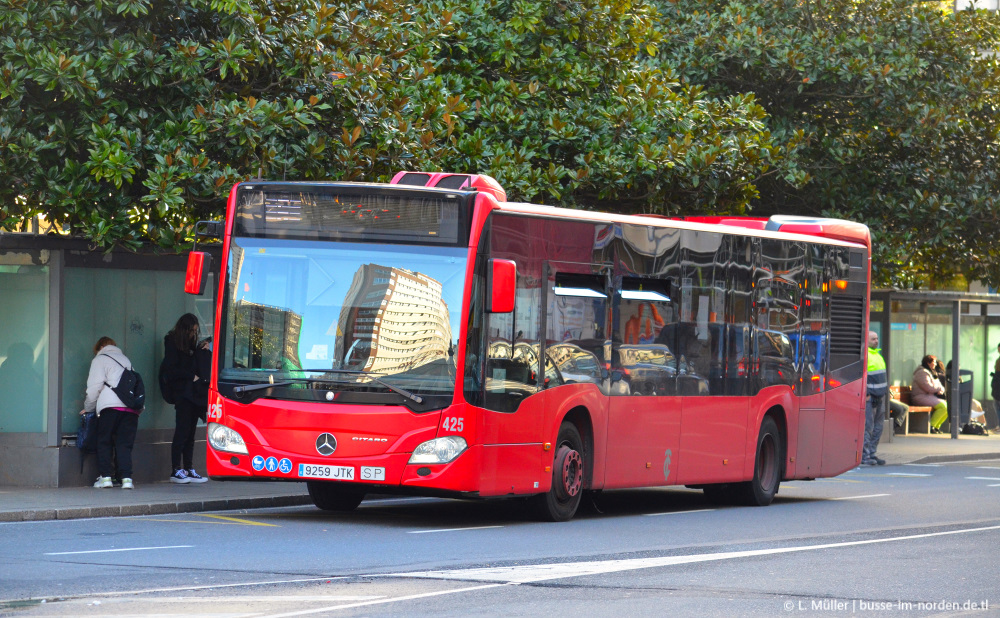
[219,236,468,406]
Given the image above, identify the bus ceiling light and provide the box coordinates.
[208,422,249,455]
[621,289,671,302]
[408,436,468,465]
[554,286,606,298]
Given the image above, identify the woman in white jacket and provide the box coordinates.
[80,337,139,489]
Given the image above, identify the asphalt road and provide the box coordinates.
[2,460,999,617]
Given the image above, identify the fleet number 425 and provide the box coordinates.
[442,416,464,432]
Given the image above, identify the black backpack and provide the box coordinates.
[101,354,146,411]
[159,362,176,405]
[991,370,1000,402]
[962,421,988,436]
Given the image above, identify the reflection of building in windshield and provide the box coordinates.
[234,301,302,370]
[334,264,452,373]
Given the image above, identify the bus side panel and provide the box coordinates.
[479,444,544,496]
[744,387,796,481]
[675,396,749,485]
[604,395,682,489]
[793,392,826,479]
[821,380,865,475]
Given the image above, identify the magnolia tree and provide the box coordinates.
[2,0,999,290]
[656,0,1000,287]
[0,0,772,250]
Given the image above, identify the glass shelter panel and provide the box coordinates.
[0,262,49,433]
[62,268,212,433]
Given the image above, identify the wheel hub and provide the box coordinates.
[556,446,583,499]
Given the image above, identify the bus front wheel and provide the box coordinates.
[532,422,586,522]
[307,481,365,512]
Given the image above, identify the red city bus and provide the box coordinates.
[185,172,871,521]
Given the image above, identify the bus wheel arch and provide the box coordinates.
[561,406,594,490]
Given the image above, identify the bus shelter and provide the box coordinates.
[870,289,1000,439]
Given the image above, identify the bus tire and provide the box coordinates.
[532,422,586,522]
[307,481,365,512]
[735,415,783,506]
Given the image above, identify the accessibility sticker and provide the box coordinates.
[278,458,292,474]
[252,455,265,471]
[265,456,279,473]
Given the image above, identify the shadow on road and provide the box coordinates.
[260,486,823,526]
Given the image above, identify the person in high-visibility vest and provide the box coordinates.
[864,331,888,466]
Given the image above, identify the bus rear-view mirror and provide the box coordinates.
[185,251,213,295]
[488,259,516,313]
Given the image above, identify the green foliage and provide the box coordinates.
[3,0,999,292]
[656,0,1000,288]
[0,0,337,249]
[409,0,774,215]
[0,0,774,250]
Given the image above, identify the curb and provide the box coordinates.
[0,494,313,523]
[908,452,1000,465]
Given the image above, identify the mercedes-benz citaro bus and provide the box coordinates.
[184,171,871,521]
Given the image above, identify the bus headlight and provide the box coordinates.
[208,422,248,455]
[408,436,468,464]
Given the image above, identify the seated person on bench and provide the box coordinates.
[912,355,947,434]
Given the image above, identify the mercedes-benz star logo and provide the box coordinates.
[315,433,337,456]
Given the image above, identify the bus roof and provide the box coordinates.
[387,171,869,250]
[493,202,871,250]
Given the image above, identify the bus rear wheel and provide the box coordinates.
[734,415,783,506]
[532,422,586,522]
[307,481,365,512]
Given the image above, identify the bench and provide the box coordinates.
[889,385,932,434]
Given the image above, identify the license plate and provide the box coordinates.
[360,466,386,481]
[298,464,354,480]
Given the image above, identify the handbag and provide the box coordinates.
[77,411,98,453]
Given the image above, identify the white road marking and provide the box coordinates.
[44,545,193,556]
[261,583,513,617]
[989,484,1000,487]
[885,473,931,477]
[965,476,1000,481]
[830,494,890,501]
[391,524,1000,584]
[904,463,942,467]
[975,466,1000,470]
[106,595,383,602]
[0,576,349,605]
[643,508,715,517]
[408,525,503,534]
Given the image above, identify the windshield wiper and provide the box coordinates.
[233,379,302,394]
[299,368,424,404]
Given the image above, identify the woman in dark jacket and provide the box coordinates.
[162,313,210,484]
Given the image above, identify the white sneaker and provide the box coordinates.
[93,476,112,489]
[170,469,191,484]
[121,478,134,490]
[186,469,208,483]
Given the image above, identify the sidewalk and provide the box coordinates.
[0,480,312,523]
[2,434,999,523]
